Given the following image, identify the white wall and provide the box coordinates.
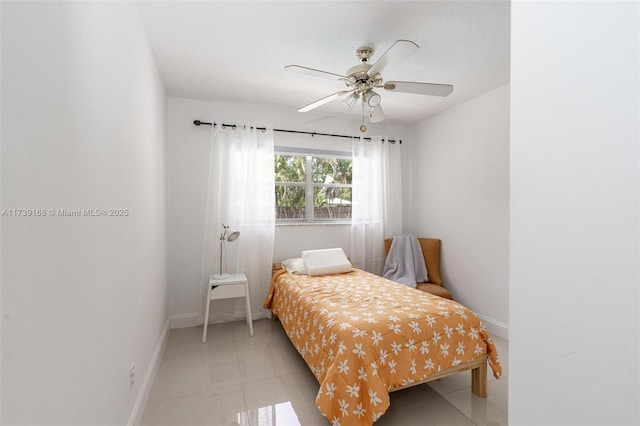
[1,3,168,425]
[405,85,510,339]
[166,97,410,326]
[510,2,639,425]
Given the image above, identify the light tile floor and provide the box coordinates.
[142,319,508,426]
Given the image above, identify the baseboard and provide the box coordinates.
[476,314,509,341]
[169,312,201,329]
[169,310,271,329]
[127,317,170,426]
[252,311,270,321]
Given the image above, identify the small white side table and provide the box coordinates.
[202,273,253,343]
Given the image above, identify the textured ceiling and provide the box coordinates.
[137,1,510,124]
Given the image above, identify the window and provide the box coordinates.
[275,150,352,222]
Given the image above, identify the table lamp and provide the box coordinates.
[212,223,240,280]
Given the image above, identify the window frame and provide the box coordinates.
[275,147,352,224]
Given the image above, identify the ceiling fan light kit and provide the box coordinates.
[286,39,453,132]
[364,90,381,107]
[342,92,359,111]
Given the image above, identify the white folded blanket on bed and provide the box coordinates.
[382,234,428,288]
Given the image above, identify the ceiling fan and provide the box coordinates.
[286,39,453,132]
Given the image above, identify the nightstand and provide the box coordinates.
[202,273,253,343]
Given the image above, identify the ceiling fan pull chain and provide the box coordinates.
[360,97,367,133]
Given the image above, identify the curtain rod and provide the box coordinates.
[193,120,401,144]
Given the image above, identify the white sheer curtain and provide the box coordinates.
[200,124,275,322]
[350,136,403,275]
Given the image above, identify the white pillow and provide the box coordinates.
[302,248,352,276]
[281,258,308,275]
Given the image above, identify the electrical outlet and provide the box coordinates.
[129,363,135,387]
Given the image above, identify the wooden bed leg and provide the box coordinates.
[270,311,277,321]
[471,359,487,398]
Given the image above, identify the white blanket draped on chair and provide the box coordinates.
[382,234,428,287]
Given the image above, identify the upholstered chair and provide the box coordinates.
[383,238,453,300]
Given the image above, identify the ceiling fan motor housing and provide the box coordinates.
[344,63,382,96]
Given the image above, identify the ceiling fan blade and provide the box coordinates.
[384,81,453,97]
[285,65,345,80]
[298,90,354,112]
[369,104,386,123]
[367,39,419,77]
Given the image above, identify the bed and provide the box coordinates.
[263,265,502,426]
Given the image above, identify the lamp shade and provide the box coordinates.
[364,90,381,107]
[341,92,359,111]
[226,230,240,242]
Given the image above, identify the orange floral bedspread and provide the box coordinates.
[263,269,501,426]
